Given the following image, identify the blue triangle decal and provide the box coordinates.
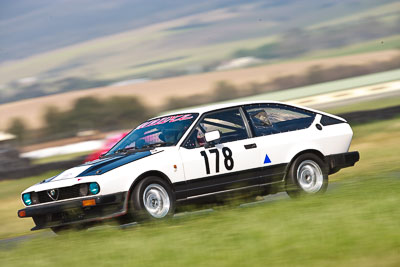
[264,154,271,164]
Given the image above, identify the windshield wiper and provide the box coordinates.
[141,142,173,149]
[114,146,137,154]
[114,142,172,154]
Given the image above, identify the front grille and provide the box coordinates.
[37,184,81,204]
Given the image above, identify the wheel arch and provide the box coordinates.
[128,170,173,193]
[285,149,326,175]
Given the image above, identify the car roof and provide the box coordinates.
[158,100,281,117]
[153,100,346,122]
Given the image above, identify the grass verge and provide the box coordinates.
[0,171,60,240]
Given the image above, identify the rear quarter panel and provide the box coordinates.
[256,115,353,166]
[283,117,353,163]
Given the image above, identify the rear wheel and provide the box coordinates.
[286,153,328,198]
[128,176,175,222]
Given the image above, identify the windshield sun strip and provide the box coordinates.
[106,113,199,155]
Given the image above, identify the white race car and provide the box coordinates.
[18,101,359,233]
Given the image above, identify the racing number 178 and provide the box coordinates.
[200,147,234,175]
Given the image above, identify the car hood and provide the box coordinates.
[41,150,157,183]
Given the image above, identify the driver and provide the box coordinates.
[253,110,272,126]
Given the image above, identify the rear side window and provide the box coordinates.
[244,104,315,136]
[320,115,344,126]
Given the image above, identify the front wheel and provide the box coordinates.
[128,176,175,222]
[285,153,328,198]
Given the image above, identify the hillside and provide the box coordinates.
[0,0,399,104]
[0,0,393,62]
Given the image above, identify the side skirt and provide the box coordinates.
[177,181,283,202]
[173,163,287,201]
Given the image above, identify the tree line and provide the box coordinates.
[7,96,151,144]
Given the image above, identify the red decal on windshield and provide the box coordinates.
[136,114,194,129]
[155,117,172,125]
[169,115,183,122]
[136,121,151,129]
[178,114,193,121]
[147,119,161,127]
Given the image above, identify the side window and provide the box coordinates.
[244,104,315,136]
[184,108,248,149]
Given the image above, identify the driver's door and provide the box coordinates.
[178,108,261,198]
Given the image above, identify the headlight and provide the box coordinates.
[23,193,32,206]
[89,182,100,195]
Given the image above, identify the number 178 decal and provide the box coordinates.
[200,147,234,175]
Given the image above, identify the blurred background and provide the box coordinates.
[0,0,399,265]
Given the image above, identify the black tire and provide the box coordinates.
[128,176,175,222]
[285,153,328,198]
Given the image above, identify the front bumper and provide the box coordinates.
[18,192,128,230]
[326,151,360,174]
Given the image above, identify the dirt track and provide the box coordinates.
[0,50,398,130]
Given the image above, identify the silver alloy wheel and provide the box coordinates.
[143,184,170,218]
[296,160,324,193]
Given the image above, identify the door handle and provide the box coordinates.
[244,143,257,149]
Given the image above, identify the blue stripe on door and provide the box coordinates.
[264,154,271,164]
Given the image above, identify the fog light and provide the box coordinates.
[79,184,89,196]
[89,183,100,195]
[23,193,32,206]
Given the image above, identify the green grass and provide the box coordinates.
[2,175,400,267]
[1,116,399,266]
[0,171,61,239]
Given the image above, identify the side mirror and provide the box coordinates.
[204,130,221,148]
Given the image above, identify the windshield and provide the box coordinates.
[106,113,198,155]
